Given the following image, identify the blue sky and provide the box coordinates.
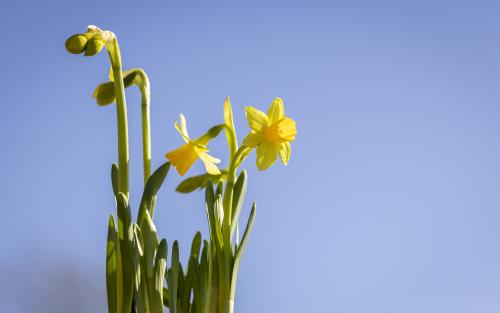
[1,1,500,312]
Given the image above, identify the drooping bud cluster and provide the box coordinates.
[65,30,105,56]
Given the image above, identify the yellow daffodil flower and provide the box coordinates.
[165,114,221,176]
[243,98,297,170]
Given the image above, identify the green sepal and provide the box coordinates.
[106,215,117,313]
[137,162,170,225]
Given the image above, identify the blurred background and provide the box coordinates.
[1,1,500,312]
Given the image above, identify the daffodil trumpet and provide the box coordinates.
[66,25,297,313]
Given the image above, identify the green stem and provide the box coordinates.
[222,146,251,234]
[106,38,130,198]
[219,145,251,310]
[219,299,234,313]
[138,75,151,184]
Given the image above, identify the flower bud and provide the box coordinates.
[65,34,88,54]
[93,82,116,106]
[85,37,105,56]
[83,31,94,40]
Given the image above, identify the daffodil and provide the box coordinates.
[243,98,297,170]
[165,114,221,176]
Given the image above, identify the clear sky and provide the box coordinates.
[1,1,500,312]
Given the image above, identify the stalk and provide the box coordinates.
[106,37,130,198]
[140,81,151,183]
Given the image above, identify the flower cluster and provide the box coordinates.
[166,98,297,176]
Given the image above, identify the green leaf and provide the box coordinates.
[184,232,202,312]
[230,170,247,238]
[116,193,134,313]
[186,257,200,312]
[215,181,223,197]
[176,171,227,193]
[167,241,180,313]
[131,226,143,300]
[132,225,149,313]
[178,262,190,312]
[152,239,167,313]
[199,241,208,311]
[213,196,224,252]
[230,202,257,301]
[162,287,170,307]
[140,210,158,283]
[137,162,170,225]
[106,215,117,313]
[205,181,215,238]
[190,231,202,261]
[111,163,119,197]
[235,222,240,251]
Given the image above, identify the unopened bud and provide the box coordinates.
[85,37,105,56]
[93,82,116,106]
[65,34,88,54]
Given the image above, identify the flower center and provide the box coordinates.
[264,118,297,145]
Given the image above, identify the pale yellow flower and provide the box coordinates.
[165,114,221,176]
[243,98,297,170]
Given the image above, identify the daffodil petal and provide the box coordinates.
[277,142,291,165]
[165,143,198,176]
[267,98,285,123]
[175,114,190,143]
[198,150,221,164]
[199,152,221,175]
[243,132,264,147]
[245,106,269,132]
[256,141,277,171]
